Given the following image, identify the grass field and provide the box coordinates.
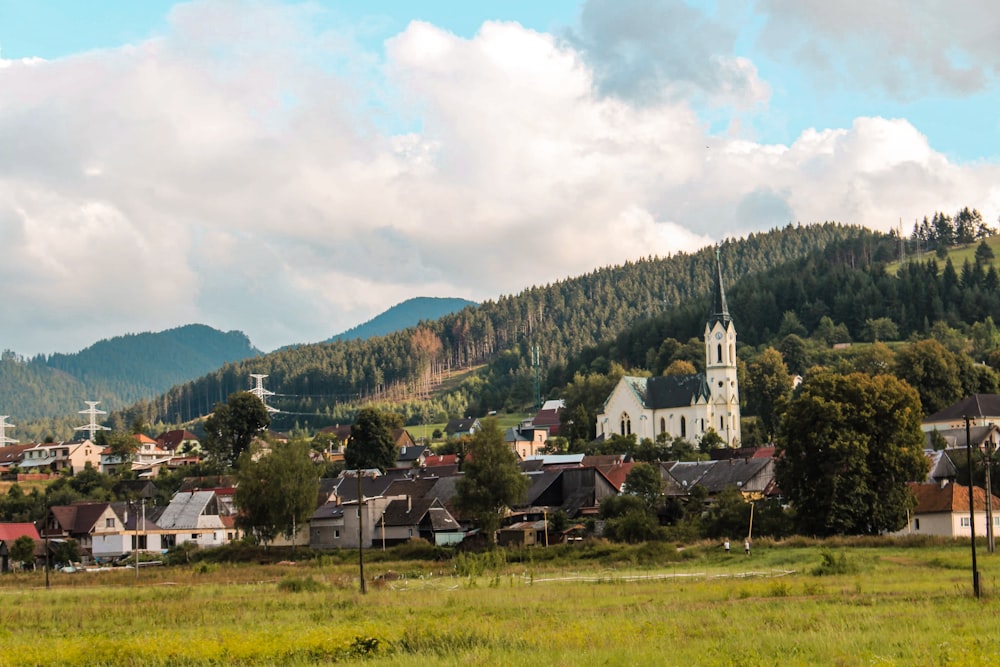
[1,538,999,666]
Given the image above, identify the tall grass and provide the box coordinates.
[0,540,997,665]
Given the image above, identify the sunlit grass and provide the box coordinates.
[0,540,998,665]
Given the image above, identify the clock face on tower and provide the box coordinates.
[715,332,723,340]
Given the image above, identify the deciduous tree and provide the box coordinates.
[202,392,271,469]
[235,440,318,547]
[454,419,527,539]
[776,371,928,536]
[345,408,399,472]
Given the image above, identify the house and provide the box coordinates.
[505,426,547,459]
[530,400,566,436]
[896,482,1000,538]
[396,446,430,469]
[445,417,481,438]
[19,440,100,475]
[523,466,619,517]
[497,520,548,547]
[375,497,463,547]
[309,496,396,550]
[922,424,1000,450]
[0,523,42,572]
[152,490,236,550]
[155,429,201,454]
[596,252,741,447]
[42,501,127,562]
[0,443,32,475]
[922,395,1000,432]
[659,458,777,499]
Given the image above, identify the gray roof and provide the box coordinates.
[377,498,460,532]
[622,375,711,410]
[157,491,220,530]
[925,395,1000,423]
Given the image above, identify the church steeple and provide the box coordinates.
[708,246,731,327]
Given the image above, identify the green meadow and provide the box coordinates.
[1,538,998,666]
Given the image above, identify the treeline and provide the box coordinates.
[113,223,869,432]
[2,325,259,437]
[910,207,994,251]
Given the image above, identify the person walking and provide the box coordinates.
[724,538,731,555]
[744,538,751,557]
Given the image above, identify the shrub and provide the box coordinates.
[277,575,325,592]
[812,550,857,576]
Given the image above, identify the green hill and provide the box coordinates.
[327,297,478,342]
[1,324,260,426]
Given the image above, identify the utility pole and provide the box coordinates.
[985,437,995,554]
[965,414,981,598]
[357,470,367,594]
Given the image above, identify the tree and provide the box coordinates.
[893,339,963,414]
[235,440,319,547]
[9,535,36,570]
[344,408,398,472]
[105,431,139,475]
[623,462,664,511]
[775,372,928,536]
[861,317,899,343]
[202,392,271,468]
[662,359,696,376]
[454,418,527,539]
[744,347,792,442]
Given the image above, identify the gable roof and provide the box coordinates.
[155,429,200,450]
[157,491,220,529]
[446,417,480,433]
[925,395,1000,423]
[396,446,429,463]
[909,482,1000,514]
[0,522,40,542]
[694,457,773,493]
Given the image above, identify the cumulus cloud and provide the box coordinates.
[567,0,770,108]
[756,0,1000,97]
[0,0,998,357]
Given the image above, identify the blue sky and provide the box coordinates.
[1,0,998,356]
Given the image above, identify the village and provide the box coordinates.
[1,389,998,573]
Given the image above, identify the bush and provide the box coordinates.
[603,510,667,544]
[812,550,857,576]
[277,575,325,592]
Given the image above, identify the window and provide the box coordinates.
[408,528,413,537]
[660,417,666,434]
[334,529,340,539]
[717,344,723,363]
[620,413,632,436]
[680,417,687,438]
[192,533,201,540]
[914,518,920,530]
[105,518,115,528]
[960,517,970,527]
[720,416,724,430]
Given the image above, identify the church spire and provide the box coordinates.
[709,246,731,327]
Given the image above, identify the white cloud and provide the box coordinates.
[756,0,1000,97]
[0,1,998,358]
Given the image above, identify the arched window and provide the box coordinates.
[680,416,687,438]
[717,343,723,363]
[660,417,666,434]
[620,413,632,436]
[720,416,724,430]
[729,343,735,362]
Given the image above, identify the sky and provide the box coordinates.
[1,0,999,357]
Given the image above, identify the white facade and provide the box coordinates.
[596,253,741,447]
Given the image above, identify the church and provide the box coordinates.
[595,251,741,447]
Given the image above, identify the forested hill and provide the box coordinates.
[121,222,872,430]
[327,297,478,342]
[1,325,259,423]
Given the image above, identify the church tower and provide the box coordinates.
[704,247,741,446]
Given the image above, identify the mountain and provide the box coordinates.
[1,324,260,425]
[123,222,871,433]
[327,297,478,342]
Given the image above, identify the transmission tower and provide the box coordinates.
[0,416,17,445]
[74,401,111,441]
[249,374,279,413]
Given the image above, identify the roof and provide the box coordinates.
[157,491,220,530]
[694,457,773,493]
[311,503,344,521]
[909,482,1000,514]
[0,443,33,465]
[178,476,237,492]
[0,523,40,542]
[396,446,429,463]
[49,502,111,534]
[925,395,1000,423]
[383,477,439,501]
[643,375,711,409]
[523,454,585,466]
[423,454,458,468]
[505,427,531,443]
[156,429,199,447]
[318,425,353,440]
[446,417,479,433]
[598,462,637,492]
[924,425,997,449]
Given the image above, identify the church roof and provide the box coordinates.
[624,375,711,410]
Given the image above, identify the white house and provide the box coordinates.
[896,482,1000,538]
[596,252,741,447]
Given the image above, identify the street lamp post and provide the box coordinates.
[965,414,981,598]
